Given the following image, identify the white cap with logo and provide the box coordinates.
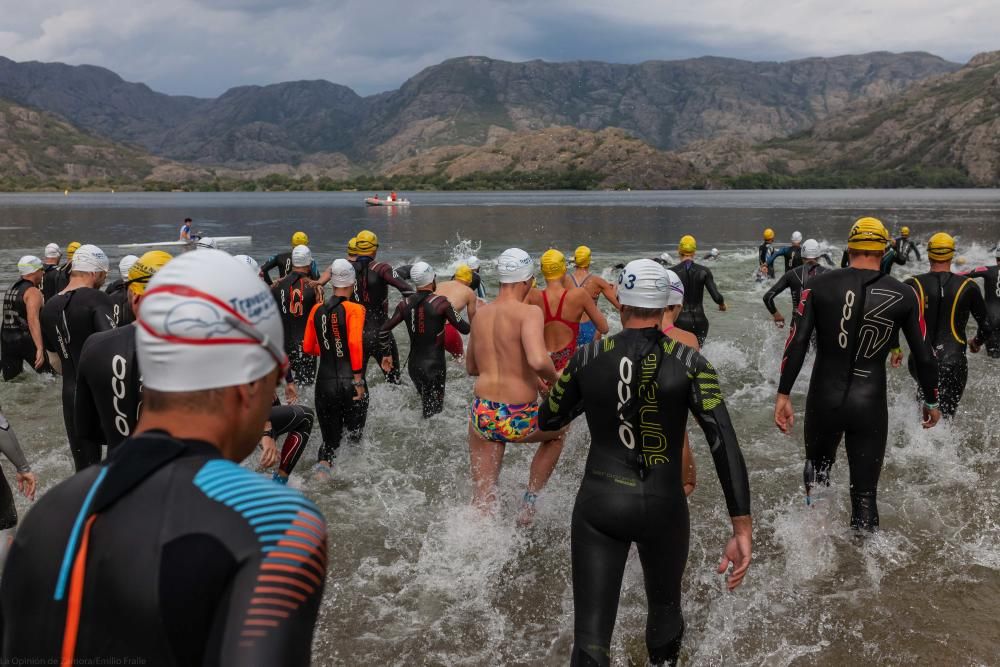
[410,261,436,288]
[195,237,218,250]
[72,245,110,273]
[233,255,259,271]
[17,256,43,276]
[791,231,803,244]
[664,269,685,306]
[329,259,356,288]
[291,245,313,268]
[802,239,821,259]
[497,248,533,284]
[617,259,671,309]
[44,243,61,259]
[136,249,286,392]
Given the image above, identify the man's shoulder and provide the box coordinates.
[192,459,326,527]
[80,324,133,358]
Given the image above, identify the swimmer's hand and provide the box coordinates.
[259,435,278,469]
[285,382,299,405]
[719,515,752,591]
[352,373,366,401]
[890,349,903,368]
[380,356,394,374]
[16,471,36,501]
[774,393,794,433]
[719,303,727,312]
[922,405,941,429]
[772,312,785,328]
[33,349,45,370]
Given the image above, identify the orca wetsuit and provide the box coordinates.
[381,292,470,418]
[779,267,938,530]
[303,296,367,462]
[272,272,323,385]
[763,262,830,317]
[351,257,413,384]
[904,272,987,417]
[965,264,1000,358]
[104,278,134,326]
[74,325,141,461]
[539,328,750,667]
[0,431,326,665]
[669,260,724,346]
[1,278,43,381]
[40,288,116,471]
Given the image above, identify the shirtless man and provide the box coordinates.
[435,264,479,358]
[467,248,566,523]
[564,246,619,346]
[527,249,608,375]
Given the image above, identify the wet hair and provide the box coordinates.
[621,305,665,322]
[184,218,192,223]
[144,387,226,414]
[848,249,885,259]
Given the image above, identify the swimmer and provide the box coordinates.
[903,233,988,418]
[436,264,479,358]
[105,254,138,326]
[702,247,721,261]
[466,248,567,523]
[260,231,318,285]
[767,231,804,275]
[0,409,37,572]
[963,242,1000,358]
[775,217,941,531]
[539,258,751,666]
[670,235,726,346]
[40,244,117,471]
[467,256,487,299]
[896,226,921,262]
[381,263,471,418]
[272,245,324,385]
[74,251,172,459]
[762,239,831,327]
[0,249,326,665]
[264,396,315,485]
[1,256,46,380]
[303,258,368,474]
[526,249,608,375]
[42,243,61,270]
[563,246,620,347]
[759,228,776,278]
[42,241,80,301]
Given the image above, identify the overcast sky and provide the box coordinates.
[0,0,995,97]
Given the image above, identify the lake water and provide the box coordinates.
[0,190,998,665]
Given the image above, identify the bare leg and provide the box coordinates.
[468,425,505,514]
[516,429,567,525]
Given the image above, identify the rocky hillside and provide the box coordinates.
[0,52,958,167]
[688,51,1000,186]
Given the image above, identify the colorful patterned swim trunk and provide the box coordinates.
[469,397,540,443]
[576,321,597,348]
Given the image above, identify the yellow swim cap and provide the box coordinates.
[541,249,567,280]
[847,217,889,252]
[453,264,473,285]
[66,241,82,260]
[355,230,378,256]
[292,231,309,247]
[678,235,697,255]
[927,232,956,262]
[574,245,592,268]
[128,250,172,295]
[763,228,775,242]
[900,226,911,237]
[347,237,358,255]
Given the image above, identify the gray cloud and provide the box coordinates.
[0,0,993,97]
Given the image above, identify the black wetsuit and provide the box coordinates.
[40,288,116,471]
[762,262,830,317]
[41,262,70,301]
[904,272,987,417]
[73,325,141,461]
[0,431,326,665]
[270,401,315,479]
[381,292,470,418]
[393,264,413,282]
[539,328,751,667]
[768,244,802,274]
[669,259,724,346]
[470,271,486,299]
[779,267,938,530]
[896,236,921,262]
[0,410,30,532]
[304,296,368,462]
[104,278,134,326]
[272,272,323,385]
[759,242,775,277]
[965,264,1000,358]
[1,278,42,380]
[352,257,413,384]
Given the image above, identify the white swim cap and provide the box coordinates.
[44,243,61,259]
[410,261,436,288]
[329,259,356,288]
[233,254,259,271]
[664,269,685,306]
[791,231,803,244]
[17,255,43,276]
[659,251,673,263]
[710,248,719,256]
[497,248,533,284]
[467,256,480,270]
[119,255,139,277]
[136,249,286,392]
[72,245,110,273]
[195,237,217,250]
[617,259,670,309]
[291,245,313,268]
[802,239,821,259]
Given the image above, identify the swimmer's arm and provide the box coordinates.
[761,272,790,315]
[968,283,988,347]
[72,351,105,458]
[777,288,815,396]
[0,417,30,472]
[580,291,609,334]
[705,269,725,307]
[24,287,44,362]
[466,289,477,320]
[465,329,479,376]
[538,350,584,430]
[681,434,696,496]
[93,294,117,332]
[899,287,938,403]
[911,243,921,261]
[598,277,621,311]
[840,251,850,268]
[687,358,751,517]
[766,246,787,270]
[382,265,415,297]
[259,255,280,286]
[301,305,321,357]
[820,253,835,266]
[523,308,559,384]
[443,302,470,335]
[378,302,406,359]
[346,305,365,373]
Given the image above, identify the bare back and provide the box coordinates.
[468,298,549,404]
[435,280,476,317]
[527,284,607,352]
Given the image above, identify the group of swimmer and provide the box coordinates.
[0,213,996,665]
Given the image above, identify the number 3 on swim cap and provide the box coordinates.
[618,272,636,289]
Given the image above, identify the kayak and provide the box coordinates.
[118,235,252,249]
[365,198,410,207]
